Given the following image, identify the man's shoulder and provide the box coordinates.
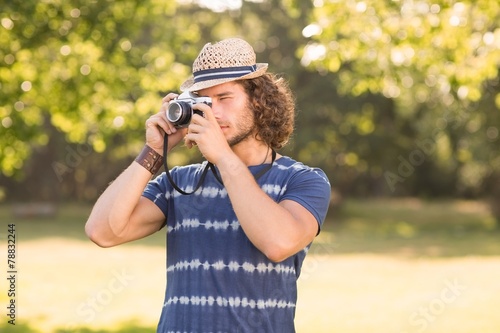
[276,155,326,173]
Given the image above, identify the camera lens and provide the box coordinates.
[167,102,192,127]
[167,103,182,122]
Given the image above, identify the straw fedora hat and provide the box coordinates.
[180,38,268,92]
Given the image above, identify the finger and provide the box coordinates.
[184,135,197,149]
[194,102,216,122]
[147,114,176,135]
[162,92,179,104]
[187,123,203,134]
[159,101,170,113]
[157,104,179,131]
[157,116,177,135]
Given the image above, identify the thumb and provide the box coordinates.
[196,102,216,122]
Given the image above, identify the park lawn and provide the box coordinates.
[0,198,499,333]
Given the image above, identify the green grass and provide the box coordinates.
[0,322,156,333]
[3,198,498,255]
[1,198,500,333]
[0,203,165,246]
[314,198,500,257]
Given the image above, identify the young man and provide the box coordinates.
[85,38,331,333]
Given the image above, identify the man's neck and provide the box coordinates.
[231,141,273,166]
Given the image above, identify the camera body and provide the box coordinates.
[166,92,212,128]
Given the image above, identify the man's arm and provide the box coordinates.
[85,93,185,247]
[85,162,165,247]
[185,102,324,262]
[217,155,320,262]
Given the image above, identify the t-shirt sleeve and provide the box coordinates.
[279,167,331,232]
[142,172,169,218]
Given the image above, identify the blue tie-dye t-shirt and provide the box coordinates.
[142,155,331,333]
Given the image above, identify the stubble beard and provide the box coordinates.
[228,123,256,147]
[227,103,257,147]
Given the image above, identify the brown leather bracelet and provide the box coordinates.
[135,144,163,174]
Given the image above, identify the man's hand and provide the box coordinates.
[184,102,233,164]
[145,93,187,155]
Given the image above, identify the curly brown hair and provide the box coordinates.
[237,73,295,150]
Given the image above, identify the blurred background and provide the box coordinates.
[1,0,500,332]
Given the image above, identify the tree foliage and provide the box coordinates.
[0,0,203,177]
[303,0,500,196]
[1,0,499,202]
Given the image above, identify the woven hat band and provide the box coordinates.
[193,65,257,83]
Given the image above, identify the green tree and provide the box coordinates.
[303,0,500,196]
[2,0,500,204]
[0,1,233,200]
[0,0,207,177]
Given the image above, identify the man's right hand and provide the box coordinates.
[145,92,187,155]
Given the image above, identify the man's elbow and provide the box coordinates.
[266,253,290,263]
[263,244,297,263]
[262,235,315,263]
[84,221,119,248]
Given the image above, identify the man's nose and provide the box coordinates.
[211,102,222,119]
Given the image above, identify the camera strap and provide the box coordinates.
[162,134,275,195]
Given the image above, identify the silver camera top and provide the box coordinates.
[175,91,212,105]
[166,92,212,128]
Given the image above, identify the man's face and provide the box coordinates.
[197,81,256,147]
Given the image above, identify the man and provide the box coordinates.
[85,37,331,333]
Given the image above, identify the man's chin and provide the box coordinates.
[228,132,254,147]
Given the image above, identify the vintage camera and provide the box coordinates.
[166,92,212,128]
